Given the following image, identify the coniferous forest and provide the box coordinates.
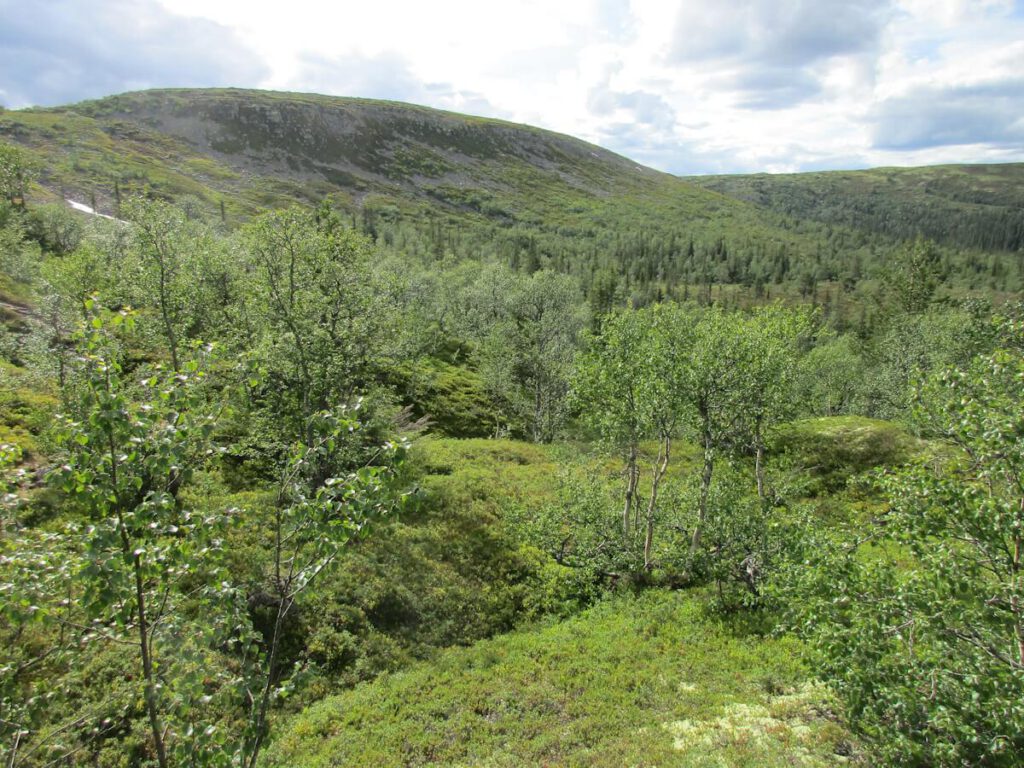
[1,90,1023,767]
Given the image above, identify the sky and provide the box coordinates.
[1,0,1022,175]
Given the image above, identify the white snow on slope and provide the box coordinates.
[66,199,121,221]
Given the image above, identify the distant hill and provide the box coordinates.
[689,164,1024,253]
[1,88,1021,304]
[0,88,690,217]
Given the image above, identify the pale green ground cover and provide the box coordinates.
[265,590,856,767]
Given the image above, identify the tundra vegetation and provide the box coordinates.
[0,109,1022,768]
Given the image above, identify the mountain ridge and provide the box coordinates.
[60,88,664,204]
[2,88,1022,306]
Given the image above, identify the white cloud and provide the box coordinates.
[2,0,1022,173]
[0,0,267,108]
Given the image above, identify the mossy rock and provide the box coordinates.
[771,416,921,493]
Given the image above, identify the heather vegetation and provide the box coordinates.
[0,95,1022,767]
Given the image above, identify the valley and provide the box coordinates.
[0,88,1022,767]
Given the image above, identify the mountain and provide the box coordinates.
[2,88,1022,302]
[0,87,697,217]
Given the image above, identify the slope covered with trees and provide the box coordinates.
[3,88,1022,319]
[1,90,1023,767]
[690,163,1024,253]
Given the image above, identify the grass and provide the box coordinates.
[264,589,855,767]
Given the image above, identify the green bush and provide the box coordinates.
[264,590,852,768]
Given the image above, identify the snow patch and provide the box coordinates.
[66,199,119,221]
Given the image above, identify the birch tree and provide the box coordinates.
[573,304,689,569]
[477,269,584,442]
[736,305,810,499]
[680,307,747,557]
[239,206,389,445]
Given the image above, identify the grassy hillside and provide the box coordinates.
[264,590,855,768]
[0,88,717,222]
[689,163,1024,253]
[3,89,1022,308]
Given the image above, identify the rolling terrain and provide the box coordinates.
[3,88,1022,310]
[1,88,1022,767]
[690,163,1024,253]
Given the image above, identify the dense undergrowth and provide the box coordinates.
[2,114,1023,766]
[265,590,853,768]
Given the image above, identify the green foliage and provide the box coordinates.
[1,300,414,766]
[777,318,1024,765]
[473,268,585,442]
[264,590,851,767]
[692,163,1024,254]
[49,302,220,766]
[9,88,1021,322]
[794,334,863,416]
[0,441,21,530]
[771,416,921,495]
[0,375,57,459]
[572,304,692,567]
[0,142,37,207]
[234,407,408,768]
[237,205,394,444]
[24,204,84,256]
[0,206,42,287]
[121,196,217,370]
[214,435,587,715]
[2,90,1022,767]
[572,305,657,450]
[506,461,642,581]
[861,306,983,419]
[890,238,942,314]
[571,302,813,578]
[387,357,498,438]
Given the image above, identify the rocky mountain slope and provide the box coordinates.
[2,88,1021,303]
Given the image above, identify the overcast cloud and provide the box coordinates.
[1,0,1022,174]
[668,0,891,109]
[0,0,267,108]
[872,77,1024,149]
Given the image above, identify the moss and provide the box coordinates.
[770,416,922,493]
[387,358,500,438]
[0,375,57,458]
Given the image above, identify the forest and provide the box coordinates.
[1,118,1023,768]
